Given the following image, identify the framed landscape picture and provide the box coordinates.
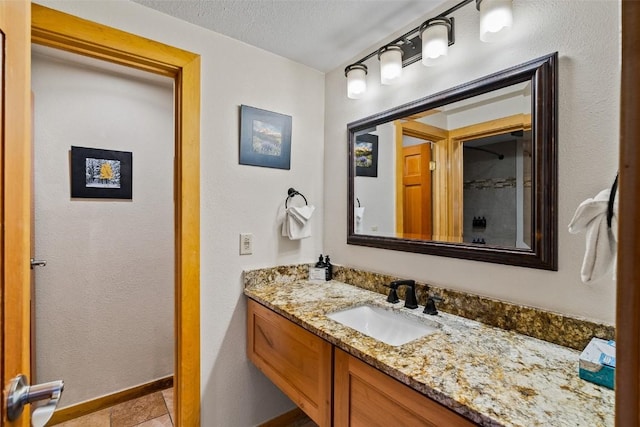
[355,133,378,177]
[239,105,292,170]
[71,146,133,199]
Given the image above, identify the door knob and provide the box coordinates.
[6,374,64,424]
[30,258,47,269]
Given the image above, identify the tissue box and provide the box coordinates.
[579,338,615,389]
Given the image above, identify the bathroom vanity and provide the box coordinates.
[248,299,472,426]
[245,266,614,427]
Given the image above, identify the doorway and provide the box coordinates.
[30,4,201,425]
[461,130,532,248]
[31,44,175,412]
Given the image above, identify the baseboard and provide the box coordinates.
[48,375,173,425]
[259,407,310,427]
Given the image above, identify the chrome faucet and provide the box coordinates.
[386,279,418,309]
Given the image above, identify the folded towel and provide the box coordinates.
[568,188,618,283]
[354,207,365,234]
[282,205,315,240]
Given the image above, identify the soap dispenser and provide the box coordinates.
[324,255,333,281]
[309,254,327,281]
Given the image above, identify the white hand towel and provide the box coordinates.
[281,205,315,240]
[354,207,365,234]
[568,188,618,283]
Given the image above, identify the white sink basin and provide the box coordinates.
[327,305,439,346]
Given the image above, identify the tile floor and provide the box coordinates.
[56,388,174,427]
[55,387,316,427]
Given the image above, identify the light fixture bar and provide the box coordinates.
[398,34,423,68]
[347,0,472,69]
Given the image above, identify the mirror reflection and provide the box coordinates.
[354,82,532,248]
[348,53,557,270]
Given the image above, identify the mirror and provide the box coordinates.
[348,53,557,270]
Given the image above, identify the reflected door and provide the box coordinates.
[400,143,432,240]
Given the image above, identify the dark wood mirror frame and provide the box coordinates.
[347,52,557,270]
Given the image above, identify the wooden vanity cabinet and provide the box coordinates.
[247,299,333,426]
[248,299,476,427]
[333,348,476,427]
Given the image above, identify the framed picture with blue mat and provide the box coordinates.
[239,105,292,170]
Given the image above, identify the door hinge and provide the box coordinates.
[429,161,436,171]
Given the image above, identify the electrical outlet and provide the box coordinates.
[240,233,253,255]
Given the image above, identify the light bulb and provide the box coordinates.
[477,0,513,42]
[345,64,368,99]
[420,18,452,66]
[378,45,403,85]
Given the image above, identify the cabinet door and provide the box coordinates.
[247,299,332,426]
[334,348,476,427]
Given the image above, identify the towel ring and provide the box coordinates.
[285,188,308,208]
[356,198,361,207]
[607,173,618,229]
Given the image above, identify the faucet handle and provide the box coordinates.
[384,284,400,303]
[423,295,443,315]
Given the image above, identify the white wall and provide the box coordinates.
[32,47,175,407]
[325,0,620,324]
[36,1,325,425]
[443,92,531,130]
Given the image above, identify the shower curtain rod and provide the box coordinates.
[464,146,504,160]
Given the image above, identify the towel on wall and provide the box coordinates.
[355,207,365,234]
[282,205,315,240]
[568,188,618,283]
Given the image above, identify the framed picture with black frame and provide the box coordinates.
[70,146,133,199]
[239,105,292,170]
[355,133,378,177]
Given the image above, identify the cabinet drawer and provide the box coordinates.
[334,348,476,427]
[247,299,332,426]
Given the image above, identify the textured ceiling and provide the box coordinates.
[132,0,448,72]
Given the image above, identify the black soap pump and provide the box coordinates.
[315,254,326,268]
[324,255,333,281]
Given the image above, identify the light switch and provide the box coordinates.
[240,233,253,255]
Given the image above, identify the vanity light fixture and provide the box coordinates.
[378,45,404,85]
[476,0,513,42]
[345,64,368,99]
[420,17,454,66]
[342,0,515,98]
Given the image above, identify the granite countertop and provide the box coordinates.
[244,278,614,427]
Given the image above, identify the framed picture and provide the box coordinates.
[239,105,292,170]
[71,146,133,199]
[355,133,378,177]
